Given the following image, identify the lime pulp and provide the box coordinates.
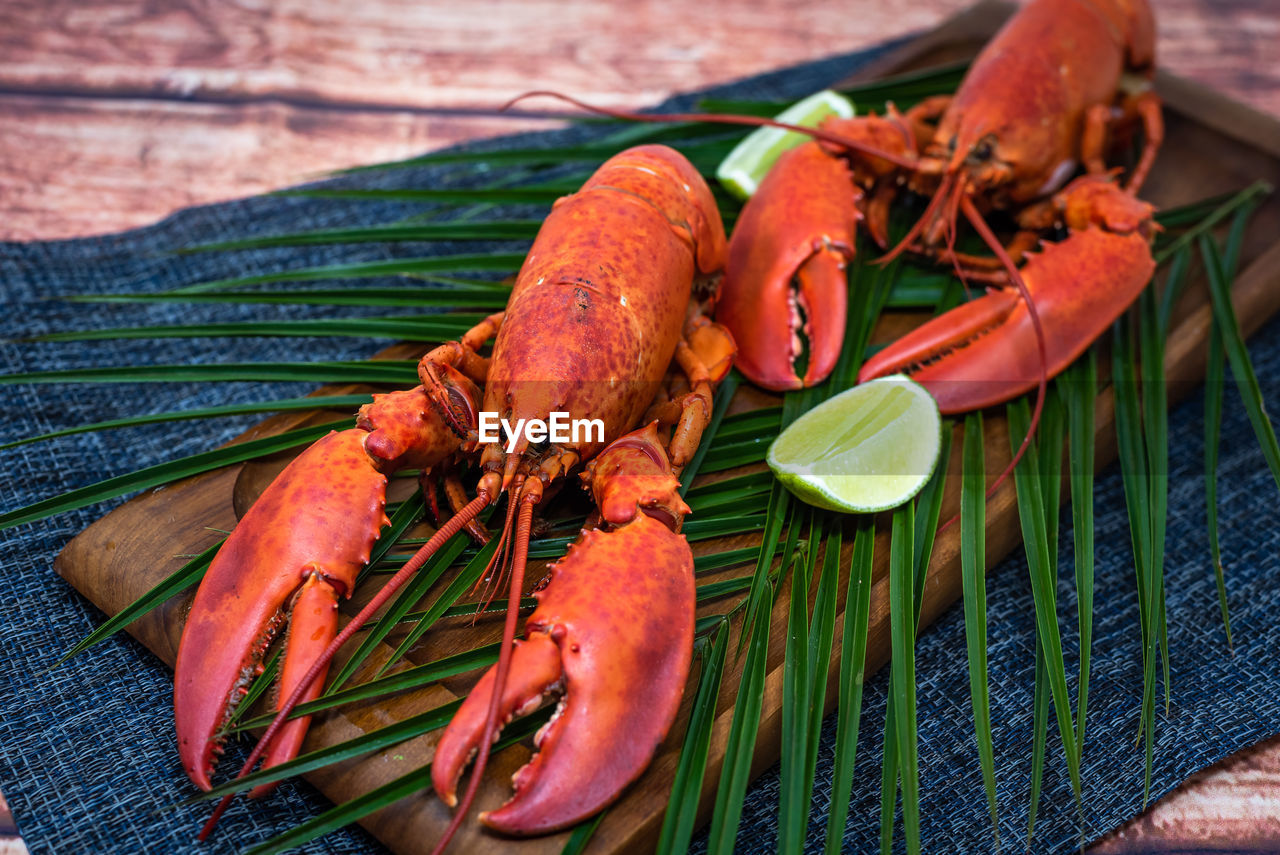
[766,375,943,513]
[715,89,855,200]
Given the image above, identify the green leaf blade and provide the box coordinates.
[960,411,998,837]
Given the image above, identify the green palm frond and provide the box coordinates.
[657,618,728,855]
[960,411,998,837]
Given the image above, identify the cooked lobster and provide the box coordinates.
[174,144,735,845]
[718,0,1162,410]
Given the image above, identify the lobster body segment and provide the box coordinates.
[485,147,719,461]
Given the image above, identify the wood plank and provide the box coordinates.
[1,0,973,109]
[0,95,546,240]
[0,792,27,855]
[3,0,1272,115]
[1093,730,1280,852]
[1,0,1274,240]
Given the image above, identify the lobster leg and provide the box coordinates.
[644,315,736,469]
[431,423,696,835]
[1121,90,1164,193]
[858,175,1156,413]
[418,311,504,438]
[443,465,491,545]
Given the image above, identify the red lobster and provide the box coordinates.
[174,144,735,843]
[717,0,1162,410]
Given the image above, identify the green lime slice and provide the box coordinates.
[716,89,855,200]
[767,375,942,513]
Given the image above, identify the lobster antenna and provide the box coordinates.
[879,170,956,265]
[936,196,1048,537]
[198,492,493,841]
[480,494,528,615]
[501,90,918,171]
[432,484,540,855]
[471,495,519,614]
[942,178,978,300]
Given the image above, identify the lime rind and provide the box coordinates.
[716,89,855,200]
[766,375,943,513]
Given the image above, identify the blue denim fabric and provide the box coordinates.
[1,39,1276,854]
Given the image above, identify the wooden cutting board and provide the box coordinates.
[53,2,1280,852]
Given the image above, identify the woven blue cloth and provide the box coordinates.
[1,40,1277,854]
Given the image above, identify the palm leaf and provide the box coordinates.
[705,566,777,855]
[29,314,487,343]
[822,515,875,854]
[180,220,543,252]
[656,619,729,855]
[3,395,370,451]
[779,511,840,853]
[0,421,350,531]
[1026,384,1066,838]
[1201,232,1280,491]
[779,506,817,853]
[1203,318,1231,644]
[199,701,468,800]
[1111,313,1158,796]
[887,502,920,854]
[67,285,509,308]
[1064,351,1097,748]
[240,711,549,855]
[232,645,501,731]
[960,411,998,836]
[171,253,527,294]
[559,812,607,855]
[1007,397,1081,804]
[0,361,419,386]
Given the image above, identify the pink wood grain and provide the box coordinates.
[0,0,1275,240]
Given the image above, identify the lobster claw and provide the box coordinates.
[716,141,859,391]
[175,428,386,791]
[175,386,470,792]
[431,425,695,834]
[859,177,1156,413]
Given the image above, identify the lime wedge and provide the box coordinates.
[716,89,855,200]
[767,375,942,513]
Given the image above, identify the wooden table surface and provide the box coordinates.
[2,0,1277,852]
